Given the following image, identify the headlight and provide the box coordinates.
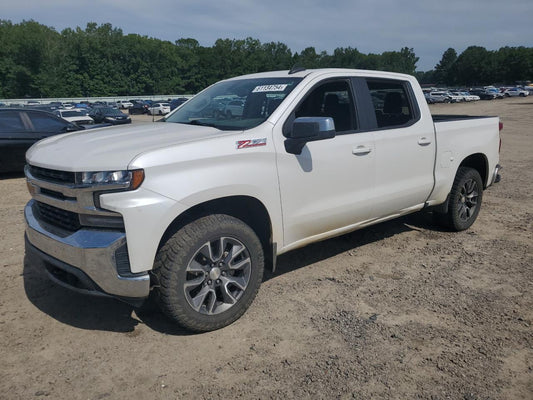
[80,169,144,189]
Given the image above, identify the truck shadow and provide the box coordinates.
[265,211,444,279]
[23,211,442,335]
[23,257,193,335]
[23,256,142,333]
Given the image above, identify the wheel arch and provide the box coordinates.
[158,195,275,270]
[459,153,489,189]
[432,153,488,214]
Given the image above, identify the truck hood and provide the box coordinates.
[26,122,223,171]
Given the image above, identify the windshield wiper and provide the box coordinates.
[187,119,219,128]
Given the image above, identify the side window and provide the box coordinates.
[0,111,27,133]
[294,80,356,132]
[366,80,414,128]
[26,111,68,132]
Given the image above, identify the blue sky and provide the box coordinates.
[2,0,532,71]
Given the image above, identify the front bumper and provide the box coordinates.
[25,200,150,301]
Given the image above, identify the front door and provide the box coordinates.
[274,79,376,248]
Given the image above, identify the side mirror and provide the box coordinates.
[284,117,336,155]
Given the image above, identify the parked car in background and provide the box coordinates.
[449,91,465,102]
[503,87,529,97]
[94,101,118,108]
[424,92,435,104]
[54,109,94,126]
[88,107,131,125]
[148,102,171,115]
[426,91,452,103]
[0,108,82,173]
[129,102,150,115]
[116,100,134,109]
[170,98,189,111]
[469,89,497,100]
[484,87,504,99]
[447,92,464,103]
[460,91,480,101]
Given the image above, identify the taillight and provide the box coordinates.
[499,122,503,131]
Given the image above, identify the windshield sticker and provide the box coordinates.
[236,138,267,149]
[252,84,288,93]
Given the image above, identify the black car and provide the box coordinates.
[128,101,150,115]
[0,108,82,173]
[88,107,132,124]
[469,89,496,100]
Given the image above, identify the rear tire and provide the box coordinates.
[434,167,483,231]
[154,214,264,332]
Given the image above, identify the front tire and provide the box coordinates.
[154,214,264,332]
[435,167,483,231]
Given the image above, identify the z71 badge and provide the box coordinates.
[236,138,267,149]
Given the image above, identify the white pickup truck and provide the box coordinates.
[24,68,502,331]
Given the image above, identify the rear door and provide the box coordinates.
[360,78,436,217]
[0,110,36,172]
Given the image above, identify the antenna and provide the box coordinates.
[289,65,306,75]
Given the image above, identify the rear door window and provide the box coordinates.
[0,111,27,133]
[26,111,69,133]
[366,80,417,129]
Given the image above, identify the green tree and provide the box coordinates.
[293,47,323,69]
[380,47,419,74]
[454,46,495,86]
[494,46,533,83]
[434,48,457,85]
[2,19,531,98]
[329,47,365,68]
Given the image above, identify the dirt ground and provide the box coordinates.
[1,98,532,400]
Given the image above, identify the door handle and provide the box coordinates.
[352,145,372,155]
[418,137,432,146]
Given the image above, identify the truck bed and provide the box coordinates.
[428,114,500,204]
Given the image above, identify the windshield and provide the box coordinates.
[165,77,302,130]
